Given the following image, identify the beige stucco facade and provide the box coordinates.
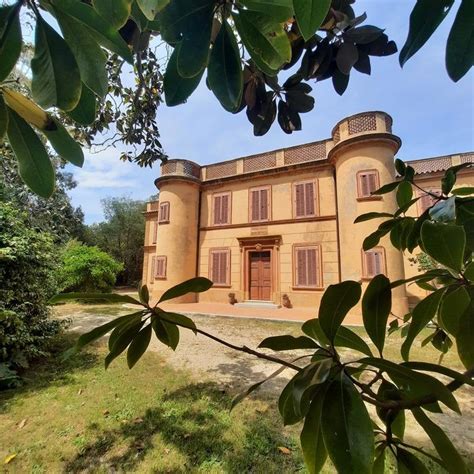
[143,111,474,316]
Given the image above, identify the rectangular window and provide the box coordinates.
[357,170,379,198]
[293,180,318,218]
[363,248,386,278]
[159,202,170,223]
[155,256,167,279]
[249,186,271,222]
[294,245,322,288]
[212,192,231,225]
[152,219,158,244]
[209,249,231,286]
[418,189,441,214]
[150,256,156,283]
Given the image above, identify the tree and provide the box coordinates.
[0,202,63,387]
[87,197,146,286]
[58,240,124,293]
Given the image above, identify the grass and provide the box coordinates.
[0,335,306,473]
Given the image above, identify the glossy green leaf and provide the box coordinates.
[42,118,84,167]
[321,372,374,474]
[164,44,204,106]
[94,0,132,28]
[158,311,197,333]
[442,169,456,195]
[158,277,213,303]
[397,181,413,208]
[397,447,430,474]
[345,25,385,45]
[456,199,474,251]
[336,42,359,75]
[399,0,454,67]
[127,323,152,368]
[108,313,144,350]
[360,357,460,413]
[72,313,140,353]
[258,335,318,351]
[52,0,133,63]
[300,393,327,474]
[401,288,446,361]
[6,108,54,198]
[54,8,108,98]
[332,68,349,95]
[372,446,386,474]
[137,0,169,20]
[293,0,331,41]
[139,284,149,305]
[421,221,466,272]
[465,261,474,280]
[439,286,470,335]
[363,230,383,251]
[31,16,81,111]
[0,95,7,139]
[152,318,180,350]
[49,292,142,305]
[456,297,474,369]
[402,361,474,386]
[233,9,291,71]
[318,281,361,343]
[376,380,405,439]
[362,274,392,354]
[452,186,474,196]
[412,408,468,473]
[0,4,22,82]
[105,318,145,368]
[279,373,304,425]
[372,181,399,195]
[354,212,393,223]
[240,0,293,21]
[446,0,474,82]
[208,21,243,112]
[67,83,97,125]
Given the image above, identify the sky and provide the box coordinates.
[67,1,474,224]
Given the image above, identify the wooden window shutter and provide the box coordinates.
[373,251,383,275]
[367,173,377,194]
[219,251,227,284]
[251,190,260,221]
[221,194,229,224]
[260,188,268,221]
[152,220,158,244]
[159,202,170,222]
[150,256,156,282]
[365,252,375,277]
[295,184,305,217]
[360,174,370,197]
[305,182,315,216]
[296,248,307,286]
[307,249,318,286]
[210,250,230,285]
[213,195,222,225]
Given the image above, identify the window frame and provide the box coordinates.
[149,256,156,283]
[248,185,272,223]
[417,188,441,216]
[209,248,231,287]
[292,179,319,219]
[361,247,387,279]
[292,244,323,290]
[155,255,167,279]
[158,201,170,224]
[356,169,381,200]
[152,219,158,244]
[212,191,232,226]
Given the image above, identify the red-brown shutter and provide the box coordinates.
[296,248,307,286]
[219,251,227,284]
[251,190,260,221]
[156,258,162,278]
[373,251,382,275]
[260,188,268,221]
[150,256,156,282]
[295,183,305,217]
[307,248,318,286]
[221,194,229,224]
[365,252,375,277]
[367,173,377,195]
[360,174,370,197]
[211,252,219,282]
[214,195,222,225]
[152,220,158,244]
[305,182,315,216]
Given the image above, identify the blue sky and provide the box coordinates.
[68,1,474,224]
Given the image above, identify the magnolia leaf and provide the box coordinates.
[258,335,318,351]
[293,0,331,41]
[127,323,152,368]
[93,0,133,28]
[158,277,213,303]
[67,83,98,125]
[137,0,170,20]
[0,95,7,139]
[42,118,84,167]
[0,4,22,82]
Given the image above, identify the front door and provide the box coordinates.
[249,251,272,300]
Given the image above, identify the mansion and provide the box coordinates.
[142,111,473,314]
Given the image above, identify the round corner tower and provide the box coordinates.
[329,111,409,317]
[152,159,201,303]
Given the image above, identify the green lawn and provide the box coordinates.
[0,335,306,473]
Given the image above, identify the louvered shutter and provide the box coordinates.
[211,252,220,282]
[305,182,315,216]
[156,258,163,278]
[360,174,370,197]
[295,183,305,217]
[307,249,318,286]
[219,251,228,284]
[251,190,260,221]
[296,248,307,286]
[419,194,432,213]
[214,195,222,225]
[221,194,229,224]
[152,220,158,244]
[150,256,156,282]
[260,188,268,221]
[365,252,375,277]
[373,251,383,275]
[367,173,377,195]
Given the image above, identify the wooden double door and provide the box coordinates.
[249,251,272,300]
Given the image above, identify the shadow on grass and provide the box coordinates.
[65,382,303,473]
[0,332,99,412]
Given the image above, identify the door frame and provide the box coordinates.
[248,250,272,301]
[237,236,281,303]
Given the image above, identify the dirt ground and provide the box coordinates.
[55,304,474,464]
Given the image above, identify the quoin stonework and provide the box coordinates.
[142,111,474,314]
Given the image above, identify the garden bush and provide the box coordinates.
[58,241,123,293]
[0,202,63,387]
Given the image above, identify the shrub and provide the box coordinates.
[59,241,123,293]
[0,202,63,387]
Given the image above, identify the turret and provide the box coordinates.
[152,159,201,303]
[329,111,408,317]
